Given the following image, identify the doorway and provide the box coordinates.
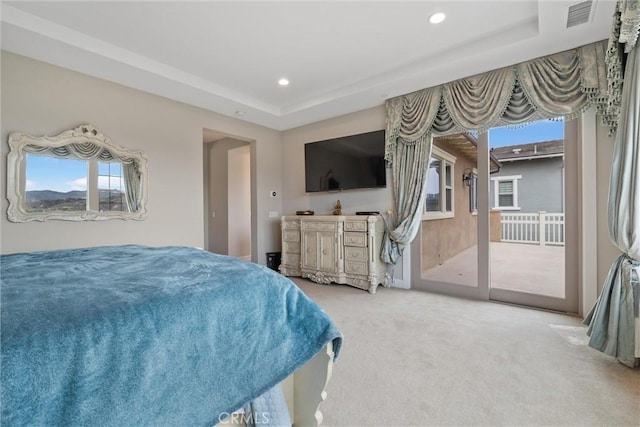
[412,119,579,313]
[203,130,253,260]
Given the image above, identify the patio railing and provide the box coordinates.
[500,212,565,246]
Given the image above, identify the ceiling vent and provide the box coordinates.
[567,0,592,28]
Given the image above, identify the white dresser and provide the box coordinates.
[280,215,388,294]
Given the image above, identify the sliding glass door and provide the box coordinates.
[412,119,578,314]
[488,119,578,313]
[411,133,489,301]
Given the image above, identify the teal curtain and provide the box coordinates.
[381,90,438,263]
[584,38,640,368]
[123,163,141,213]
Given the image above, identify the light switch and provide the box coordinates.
[268,211,278,218]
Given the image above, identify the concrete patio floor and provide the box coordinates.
[423,242,565,298]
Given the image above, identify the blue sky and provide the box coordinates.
[26,155,123,192]
[26,156,87,192]
[488,119,564,148]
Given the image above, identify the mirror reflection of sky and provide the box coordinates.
[26,155,124,192]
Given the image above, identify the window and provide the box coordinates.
[25,154,127,214]
[469,172,478,213]
[491,175,521,210]
[424,146,456,219]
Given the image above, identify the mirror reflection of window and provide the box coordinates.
[98,162,126,212]
[25,154,88,213]
[7,125,148,222]
[24,155,130,214]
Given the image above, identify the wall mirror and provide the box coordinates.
[6,124,148,222]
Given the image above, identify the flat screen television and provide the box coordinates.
[304,129,386,192]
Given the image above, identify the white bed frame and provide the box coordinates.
[220,341,335,427]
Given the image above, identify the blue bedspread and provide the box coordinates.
[1,245,342,426]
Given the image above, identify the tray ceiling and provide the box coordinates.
[1,1,616,130]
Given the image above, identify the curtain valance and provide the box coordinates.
[605,0,640,137]
[24,142,136,165]
[385,40,609,165]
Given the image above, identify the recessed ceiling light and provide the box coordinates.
[278,78,290,86]
[235,110,245,116]
[429,12,446,24]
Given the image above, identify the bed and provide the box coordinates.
[0,245,342,426]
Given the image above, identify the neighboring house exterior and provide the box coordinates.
[489,139,564,213]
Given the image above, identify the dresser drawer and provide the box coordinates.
[344,246,367,261]
[345,260,368,275]
[344,232,366,247]
[282,253,300,266]
[301,221,337,231]
[345,221,367,232]
[282,220,300,230]
[284,241,300,253]
[283,230,300,242]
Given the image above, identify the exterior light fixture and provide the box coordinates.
[462,169,474,186]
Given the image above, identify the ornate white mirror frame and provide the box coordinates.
[6,124,148,222]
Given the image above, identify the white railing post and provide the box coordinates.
[538,211,546,246]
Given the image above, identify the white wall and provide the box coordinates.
[228,145,251,258]
[281,106,391,216]
[1,52,282,265]
[280,107,410,286]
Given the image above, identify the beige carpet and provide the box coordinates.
[292,278,640,427]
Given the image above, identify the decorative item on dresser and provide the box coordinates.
[280,215,388,294]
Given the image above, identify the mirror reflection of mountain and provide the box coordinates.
[25,190,124,212]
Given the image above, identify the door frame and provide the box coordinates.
[411,132,490,301]
[411,121,581,314]
[488,119,579,314]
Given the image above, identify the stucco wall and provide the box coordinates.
[1,52,283,265]
[421,139,478,270]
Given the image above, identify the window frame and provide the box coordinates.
[97,161,127,212]
[469,169,478,214]
[490,175,522,211]
[423,146,456,220]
